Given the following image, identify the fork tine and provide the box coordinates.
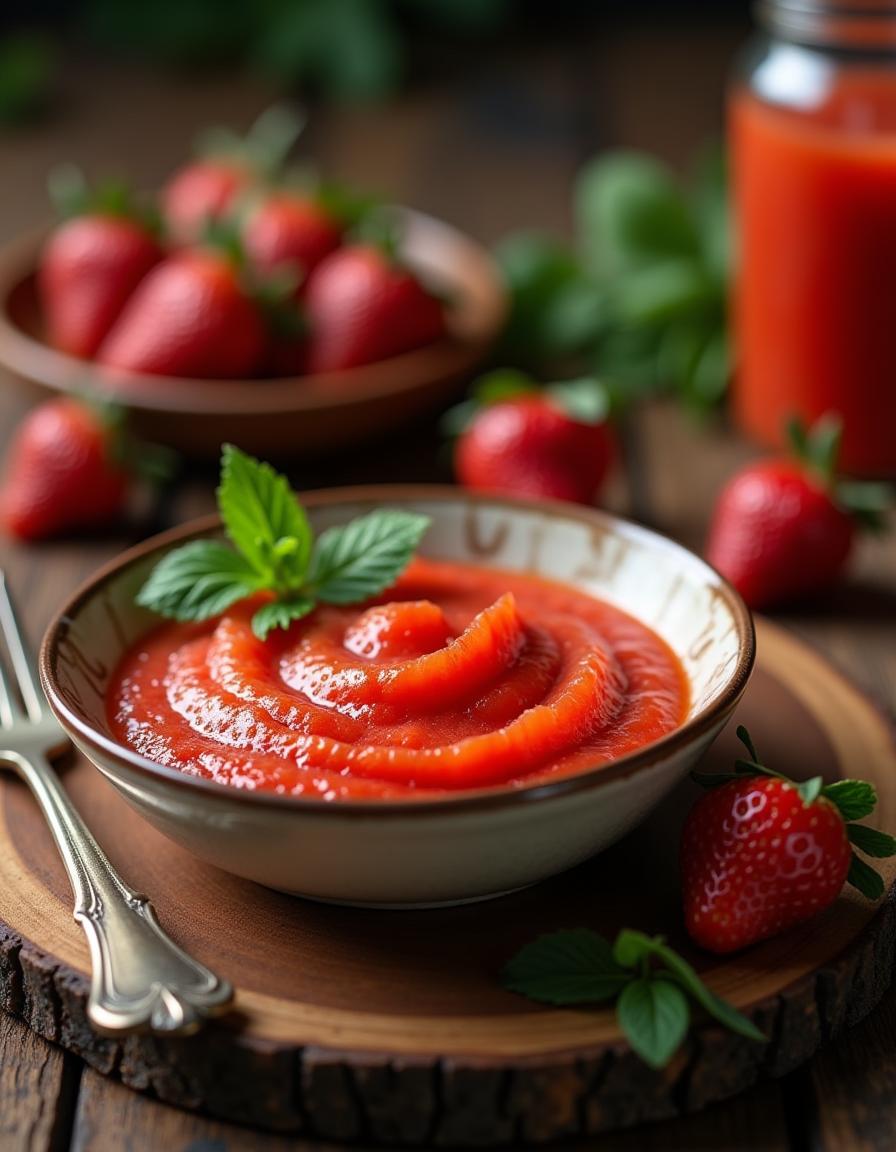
[0,651,18,727]
[0,571,44,722]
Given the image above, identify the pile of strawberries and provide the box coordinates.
[38,108,445,381]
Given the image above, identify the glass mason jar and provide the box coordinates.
[730,0,896,476]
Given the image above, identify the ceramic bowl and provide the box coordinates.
[40,489,754,907]
[0,210,506,458]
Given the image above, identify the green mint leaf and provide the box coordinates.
[575,152,699,279]
[494,232,583,365]
[251,598,316,641]
[612,928,654,970]
[617,978,690,1070]
[614,930,765,1043]
[797,777,824,806]
[136,541,262,622]
[847,853,885,901]
[309,509,430,604]
[612,259,716,330]
[690,142,730,284]
[218,444,312,587]
[847,824,896,859]
[502,930,630,1006]
[822,780,877,822]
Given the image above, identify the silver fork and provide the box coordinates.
[0,571,233,1036]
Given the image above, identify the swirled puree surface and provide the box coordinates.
[110,557,689,800]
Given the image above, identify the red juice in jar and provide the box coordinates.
[730,2,896,476]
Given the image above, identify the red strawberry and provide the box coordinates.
[39,182,161,358]
[706,416,891,610]
[451,374,615,504]
[304,245,444,373]
[162,105,304,245]
[0,399,129,540]
[162,159,250,246]
[242,192,342,288]
[681,726,895,954]
[96,249,266,379]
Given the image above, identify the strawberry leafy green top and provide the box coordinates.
[787,415,893,532]
[137,444,430,640]
[693,725,896,901]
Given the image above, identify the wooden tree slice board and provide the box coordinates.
[1,618,895,1145]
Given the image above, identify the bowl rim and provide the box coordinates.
[0,211,507,417]
[40,486,756,817]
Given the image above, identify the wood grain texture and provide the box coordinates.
[811,983,896,1152]
[0,622,894,1144]
[0,1011,78,1152]
[71,1071,309,1152]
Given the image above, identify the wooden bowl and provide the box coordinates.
[41,488,755,907]
[0,210,506,458]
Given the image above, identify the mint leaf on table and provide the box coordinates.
[137,445,430,640]
[617,978,690,1070]
[501,927,765,1069]
[613,930,764,1042]
[501,930,629,1006]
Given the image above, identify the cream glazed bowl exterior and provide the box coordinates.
[40,488,755,907]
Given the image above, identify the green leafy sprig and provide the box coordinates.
[502,927,764,1070]
[494,145,730,415]
[693,726,896,900]
[137,444,430,640]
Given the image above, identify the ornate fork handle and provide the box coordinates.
[7,749,233,1035]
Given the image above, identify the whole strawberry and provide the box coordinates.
[450,372,615,505]
[706,416,892,610]
[242,191,342,288]
[0,399,129,540]
[304,243,444,373]
[96,247,266,379]
[682,726,896,954]
[162,105,303,245]
[39,177,161,358]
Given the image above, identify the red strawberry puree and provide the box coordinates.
[109,557,689,800]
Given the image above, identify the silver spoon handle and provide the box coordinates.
[8,749,233,1035]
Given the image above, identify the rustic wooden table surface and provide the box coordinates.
[1,17,895,1151]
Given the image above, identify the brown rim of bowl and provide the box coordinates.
[39,486,756,818]
[0,212,507,416]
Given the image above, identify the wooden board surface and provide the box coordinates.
[0,618,894,1143]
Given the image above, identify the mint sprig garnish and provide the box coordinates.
[692,725,896,901]
[503,927,763,1070]
[137,444,430,640]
